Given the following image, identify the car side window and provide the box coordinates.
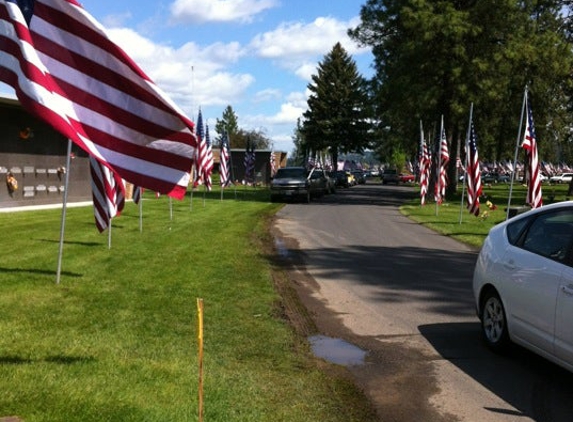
[521,210,573,264]
[507,216,531,245]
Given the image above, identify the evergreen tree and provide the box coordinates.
[302,43,373,167]
[215,105,239,147]
[349,0,573,194]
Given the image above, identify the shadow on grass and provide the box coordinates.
[0,355,95,365]
[37,238,101,247]
[0,266,82,278]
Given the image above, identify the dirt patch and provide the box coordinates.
[268,221,458,422]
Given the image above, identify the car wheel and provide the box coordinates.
[480,289,510,353]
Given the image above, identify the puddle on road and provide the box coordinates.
[309,335,367,366]
[274,237,290,258]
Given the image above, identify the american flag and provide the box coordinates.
[89,156,125,233]
[204,124,213,191]
[219,131,231,187]
[434,125,449,204]
[419,134,431,205]
[466,122,482,216]
[0,0,196,199]
[522,92,543,208]
[132,185,143,205]
[270,149,277,177]
[193,108,206,187]
[243,139,255,184]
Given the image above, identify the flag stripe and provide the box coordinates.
[90,155,125,232]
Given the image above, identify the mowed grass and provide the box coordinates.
[0,187,375,422]
[401,181,573,248]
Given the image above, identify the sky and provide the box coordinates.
[0,0,375,155]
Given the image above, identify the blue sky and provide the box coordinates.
[1,0,374,154]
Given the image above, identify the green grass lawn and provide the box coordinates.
[401,181,573,248]
[0,186,375,422]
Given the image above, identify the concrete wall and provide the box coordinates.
[0,97,92,209]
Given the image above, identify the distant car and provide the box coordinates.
[307,169,329,197]
[550,173,573,184]
[398,173,415,183]
[351,170,366,184]
[381,169,399,185]
[270,167,312,203]
[330,171,353,188]
[473,201,573,373]
[481,172,510,184]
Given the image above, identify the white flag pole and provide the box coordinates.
[459,103,474,224]
[139,195,143,233]
[108,219,112,249]
[507,86,528,219]
[56,139,73,284]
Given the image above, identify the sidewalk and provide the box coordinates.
[0,201,93,213]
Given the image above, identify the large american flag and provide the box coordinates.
[89,155,125,233]
[219,131,231,188]
[466,122,482,216]
[434,126,449,204]
[522,92,543,208]
[0,0,196,199]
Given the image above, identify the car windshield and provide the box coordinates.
[276,168,307,178]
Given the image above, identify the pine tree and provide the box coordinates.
[302,43,372,167]
[215,105,239,147]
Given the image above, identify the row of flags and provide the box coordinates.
[420,87,543,216]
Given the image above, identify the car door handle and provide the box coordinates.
[561,284,573,296]
[503,259,516,270]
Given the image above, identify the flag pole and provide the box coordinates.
[56,139,73,284]
[459,103,474,224]
[108,219,112,249]
[507,86,528,219]
[139,194,143,233]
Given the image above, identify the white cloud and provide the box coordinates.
[106,28,253,111]
[169,0,278,24]
[253,88,282,103]
[249,16,369,73]
[101,12,133,28]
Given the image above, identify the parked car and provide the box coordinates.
[351,170,366,184]
[473,201,573,373]
[381,169,399,185]
[330,170,353,188]
[307,169,330,197]
[481,172,510,184]
[549,173,573,184]
[270,167,312,203]
[398,173,415,183]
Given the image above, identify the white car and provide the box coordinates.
[549,172,573,184]
[473,201,573,372]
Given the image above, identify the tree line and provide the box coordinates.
[295,0,573,186]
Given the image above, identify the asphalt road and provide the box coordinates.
[273,180,573,422]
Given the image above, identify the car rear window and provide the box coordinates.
[276,168,306,178]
